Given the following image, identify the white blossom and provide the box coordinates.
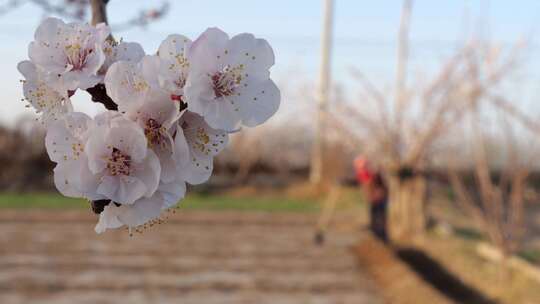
[104,55,162,111]
[85,113,161,205]
[95,193,164,233]
[123,89,182,183]
[19,19,281,234]
[28,17,110,91]
[174,111,229,184]
[157,34,192,99]
[184,27,280,131]
[100,40,145,77]
[95,178,186,233]
[45,112,101,199]
[18,60,72,125]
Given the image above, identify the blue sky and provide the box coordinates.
[1,0,539,125]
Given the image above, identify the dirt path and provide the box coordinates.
[0,210,382,304]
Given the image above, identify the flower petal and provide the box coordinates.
[135,149,161,197]
[158,34,192,95]
[95,204,124,233]
[53,161,84,198]
[176,112,228,184]
[45,112,91,163]
[97,175,146,205]
[18,61,72,125]
[117,195,163,227]
[237,79,280,127]
[158,177,186,208]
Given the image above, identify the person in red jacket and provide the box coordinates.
[354,156,389,242]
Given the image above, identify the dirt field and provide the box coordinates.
[0,210,383,304]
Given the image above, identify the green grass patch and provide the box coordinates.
[180,193,319,212]
[453,226,484,241]
[0,192,88,209]
[518,249,540,264]
[0,192,320,213]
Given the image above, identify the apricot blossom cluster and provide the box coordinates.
[18,18,280,233]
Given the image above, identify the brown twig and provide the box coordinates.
[86,83,117,111]
[85,0,116,112]
[449,113,532,259]
[89,0,108,25]
[88,0,114,212]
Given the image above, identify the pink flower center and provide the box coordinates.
[106,148,131,176]
[174,76,186,90]
[144,118,166,147]
[211,67,242,98]
[64,44,93,71]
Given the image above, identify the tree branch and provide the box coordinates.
[86,0,116,112]
[86,83,117,110]
[88,0,114,212]
[90,0,108,25]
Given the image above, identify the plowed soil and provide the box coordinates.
[0,210,383,304]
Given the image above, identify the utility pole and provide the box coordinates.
[310,0,334,184]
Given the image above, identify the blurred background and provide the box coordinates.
[1,0,540,303]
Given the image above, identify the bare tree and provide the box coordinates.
[329,0,524,244]
[0,116,52,191]
[449,114,536,267]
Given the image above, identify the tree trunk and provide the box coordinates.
[90,0,109,25]
[387,174,427,244]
